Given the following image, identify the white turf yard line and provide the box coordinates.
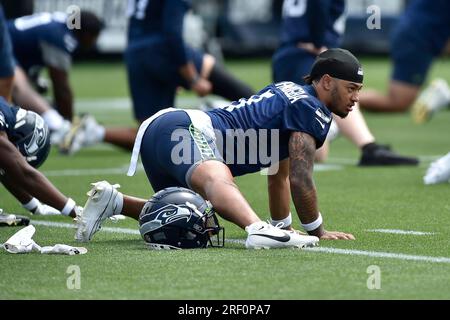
[42,163,340,177]
[327,155,441,165]
[75,96,201,112]
[43,167,127,177]
[44,156,435,178]
[302,247,450,264]
[42,154,439,178]
[314,163,343,171]
[42,164,144,177]
[32,220,140,235]
[367,229,436,236]
[76,98,132,111]
[31,220,450,264]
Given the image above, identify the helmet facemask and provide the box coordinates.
[202,202,225,248]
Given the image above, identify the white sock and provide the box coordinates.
[270,213,292,228]
[42,109,64,131]
[96,126,106,143]
[86,124,105,145]
[113,192,124,216]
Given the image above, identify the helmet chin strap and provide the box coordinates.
[26,156,37,163]
[185,201,203,217]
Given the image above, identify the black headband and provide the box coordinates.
[308,48,364,84]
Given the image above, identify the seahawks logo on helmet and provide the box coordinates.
[140,204,193,234]
[11,109,51,168]
[24,114,46,155]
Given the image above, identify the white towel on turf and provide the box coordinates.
[2,225,87,255]
[3,225,40,253]
[40,244,87,255]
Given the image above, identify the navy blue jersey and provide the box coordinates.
[0,4,15,77]
[207,82,332,176]
[280,0,345,48]
[127,0,192,67]
[7,12,78,72]
[0,97,19,139]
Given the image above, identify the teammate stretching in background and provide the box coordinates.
[358,0,450,123]
[62,0,255,154]
[7,10,103,143]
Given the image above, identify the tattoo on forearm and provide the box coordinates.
[289,132,319,224]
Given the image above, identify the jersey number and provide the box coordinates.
[14,13,53,31]
[225,90,275,112]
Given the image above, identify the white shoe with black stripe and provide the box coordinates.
[245,221,319,249]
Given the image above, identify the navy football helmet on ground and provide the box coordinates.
[138,187,224,250]
[10,109,50,168]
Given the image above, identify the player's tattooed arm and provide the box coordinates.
[288,131,325,237]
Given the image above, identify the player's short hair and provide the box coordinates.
[76,10,104,36]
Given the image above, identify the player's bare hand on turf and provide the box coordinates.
[320,230,355,240]
[192,78,212,96]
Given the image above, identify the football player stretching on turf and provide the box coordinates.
[358,0,450,122]
[75,49,360,248]
[7,10,104,145]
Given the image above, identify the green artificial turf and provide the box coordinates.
[1,56,450,299]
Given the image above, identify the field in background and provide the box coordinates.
[1,57,450,299]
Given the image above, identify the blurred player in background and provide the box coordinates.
[0,4,15,101]
[61,0,256,154]
[272,0,418,166]
[0,0,33,20]
[359,0,450,123]
[7,10,103,144]
[0,97,81,218]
